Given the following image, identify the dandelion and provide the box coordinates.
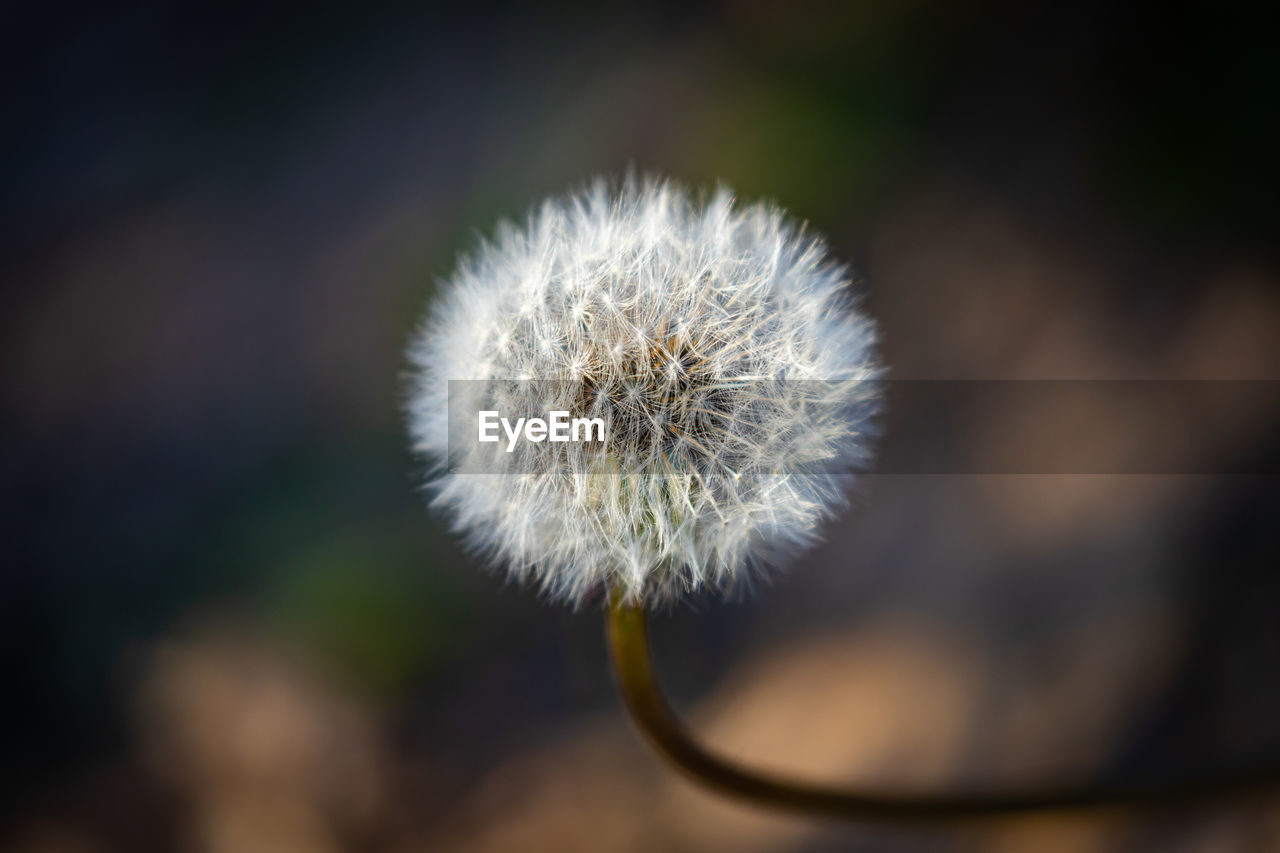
[406,175,880,607]
[403,176,1280,823]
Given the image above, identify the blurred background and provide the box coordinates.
[3,2,1280,850]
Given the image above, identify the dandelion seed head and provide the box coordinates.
[406,175,880,607]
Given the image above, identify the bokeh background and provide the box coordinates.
[4,2,1280,851]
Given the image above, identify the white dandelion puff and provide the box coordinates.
[406,175,880,607]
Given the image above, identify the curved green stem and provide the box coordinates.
[607,593,1280,824]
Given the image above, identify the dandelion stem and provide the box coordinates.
[606,591,1280,824]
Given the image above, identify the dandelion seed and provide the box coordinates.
[406,175,880,607]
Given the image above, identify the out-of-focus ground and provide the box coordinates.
[3,2,1279,851]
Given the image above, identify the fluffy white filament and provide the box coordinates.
[406,176,880,607]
